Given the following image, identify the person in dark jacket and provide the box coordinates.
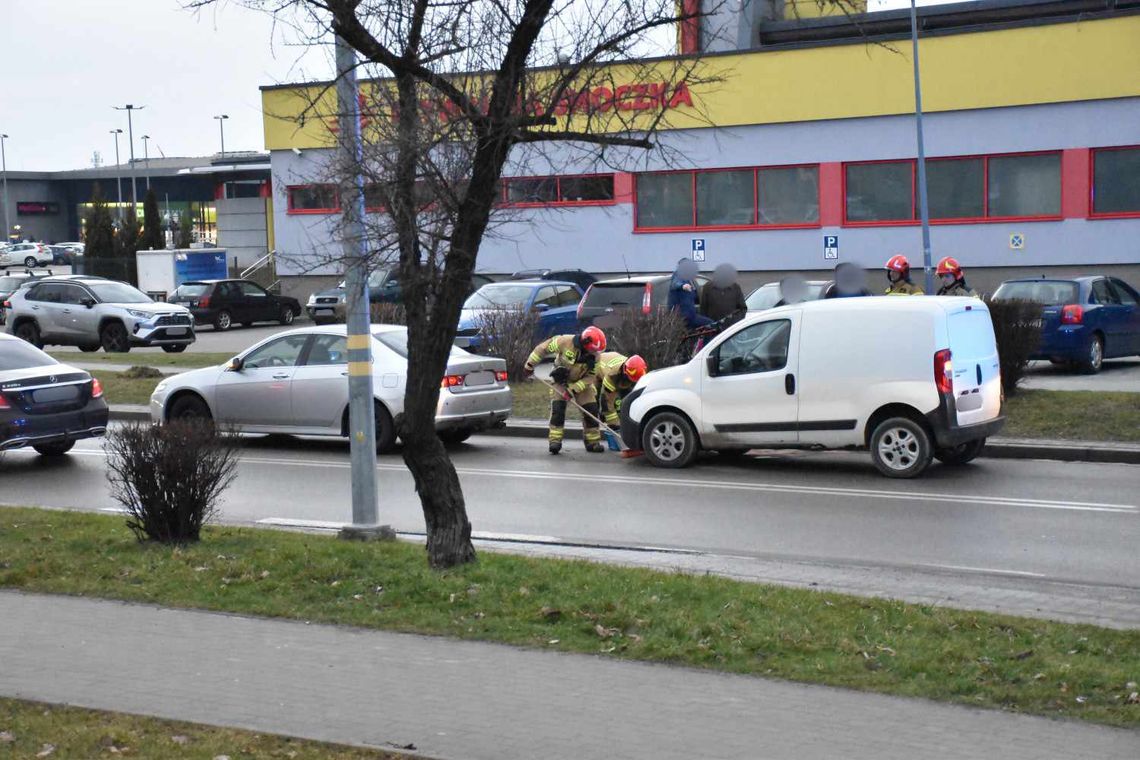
[700,263,747,324]
[822,262,872,298]
[667,258,714,330]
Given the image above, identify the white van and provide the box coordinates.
[620,297,1004,478]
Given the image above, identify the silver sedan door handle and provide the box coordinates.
[272,373,290,380]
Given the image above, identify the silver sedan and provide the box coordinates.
[149,325,512,450]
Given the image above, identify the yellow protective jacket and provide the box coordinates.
[885,281,924,295]
[938,282,979,298]
[595,351,635,423]
[526,335,595,395]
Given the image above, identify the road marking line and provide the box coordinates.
[919,563,1046,578]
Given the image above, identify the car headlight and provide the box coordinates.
[126,309,151,319]
[307,295,317,305]
[338,293,347,302]
[154,379,169,394]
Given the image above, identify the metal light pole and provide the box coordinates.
[335,34,384,539]
[213,114,229,159]
[1,134,9,244]
[110,129,124,220]
[141,135,151,190]
[114,104,144,212]
[909,0,934,295]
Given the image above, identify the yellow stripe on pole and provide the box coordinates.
[346,334,370,350]
[347,361,372,376]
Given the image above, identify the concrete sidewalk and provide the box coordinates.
[2,592,1136,760]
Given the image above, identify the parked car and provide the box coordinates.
[0,242,53,268]
[5,276,195,353]
[306,266,495,323]
[0,272,47,325]
[454,280,584,352]
[745,280,829,311]
[576,274,710,325]
[150,325,511,449]
[992,276,1140,373]
[510,268,596,292]
[620,297,1004,477]
[47,245,83,265]
[0,333,109,456]
[169,279,302,331]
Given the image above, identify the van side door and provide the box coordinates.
[699,315,800,446]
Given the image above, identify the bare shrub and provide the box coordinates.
[985,298,1042,397]
[472,306,541,382]
[606,308,689,371]
[370,301,407,325]
[105,420,238,544]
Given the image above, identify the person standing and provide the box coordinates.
[524,326,609,455]
[883,254,924,295]
[935,257,978,297]
[668,258,714,330]
[700,263,748,323]
[594,352,648,427]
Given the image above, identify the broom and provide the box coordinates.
[539,376,643,459]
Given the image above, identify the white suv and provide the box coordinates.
[1,242,53,268]
[5,276,195,353]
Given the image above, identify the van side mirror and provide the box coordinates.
[705,354,719,377]
[227,356,244,372]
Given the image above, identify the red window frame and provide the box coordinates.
[286,184,340,215]
[632,163,822,233]
[499,173,617,208]
[1089,145,1140,220]
[841,150,1063,227]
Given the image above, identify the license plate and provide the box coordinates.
[314,308,333,314]
[33,385,79,403]
[166,327,188,336]
[464,370,495,387]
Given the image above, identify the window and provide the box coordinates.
[287,185,338,213]
[243,335,308,369]
[556,285,581,307]
[0,339,54,371]
[1092,147,1140,216]
[501,174,614,206]
[57,284,88,305]
[637,165,820,231]
[305,334,348,366]
[532,286,560,309]
[464,283,534,309]
[27,283,63,303]
[1110,279,1139,305]
[992,280,1079,305]
[844,152,1061,224]
[1091,279,1118,305]
[715,320,791,376]
[239,282,268,297]
[88,282,151,304]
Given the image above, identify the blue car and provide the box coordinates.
[454,280,583,353]
[993,276,1140,373]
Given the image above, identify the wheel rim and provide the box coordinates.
[24,257,36,268]
[877,426,921,471]
[648,420,687,462]
[1090,339,1103,369]
[218,312,231,329]
[283,310,294,324]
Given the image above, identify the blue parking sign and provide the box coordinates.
[823,235,839,260]
[691,238,706,262]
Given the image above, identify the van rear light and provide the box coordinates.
[577,286,591,320]
[933,349,953,395]
[495,370,508,382]
[1061,304,1083,324]
[91,378,104,398]
[441,374,464,388]
[642,283,653,314]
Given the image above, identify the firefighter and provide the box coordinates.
[883,254,924,295]
[524,325,608,454]
[935,256,978,297]
[595,352,648,428]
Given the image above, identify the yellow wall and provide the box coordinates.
[262,15,1140,150]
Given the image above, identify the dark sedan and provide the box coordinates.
[992,276,1140,373]
[0,334,109,456]
[170,279,302,331]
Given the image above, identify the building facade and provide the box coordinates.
[260,1,1140,297]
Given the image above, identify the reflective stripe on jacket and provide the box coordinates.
[526,334,594,392]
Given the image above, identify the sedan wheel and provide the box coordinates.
[168,394,212,422]
[24,256,37,268]
[642,411,698,468]
[870,417,933,479]
[279,307,295,326]
[1080,335,1104,374]
[214,310,233,331]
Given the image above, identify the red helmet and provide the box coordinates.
[623,355,647,383]
[580,325,606,353]
[936,256,963,278]
[884,254,910,276]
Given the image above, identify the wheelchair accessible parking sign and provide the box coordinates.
[691,238,706,262]
[824,235,839,260]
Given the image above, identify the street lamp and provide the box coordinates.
[909,0,934,296]
[114,104,144,212]
[1,134,9,244]
[110,129,124,220]
[141,135,151,191]
[213,114,229,159]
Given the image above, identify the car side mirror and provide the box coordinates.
[533,303,550,312]
[80,297,96,308]
[705,354,719,377]
[227,356,244,372]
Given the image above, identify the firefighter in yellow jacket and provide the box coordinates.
[883,254,925,295]
[524,326,608,455]
[595,352,648,427]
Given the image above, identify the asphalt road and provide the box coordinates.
[1022,358,1140,392]
[3,433,1137,591]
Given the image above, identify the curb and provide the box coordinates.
[107,407,1140,465]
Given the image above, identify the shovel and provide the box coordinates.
[538,376,643,458]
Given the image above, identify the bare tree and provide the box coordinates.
[195,0,731,567]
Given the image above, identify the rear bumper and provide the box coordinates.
[0,398,110,451]
[435,386,512,431]
[925,393,1005,448]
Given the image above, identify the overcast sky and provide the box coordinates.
[1,0,963,172]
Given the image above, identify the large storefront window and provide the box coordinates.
[500,174,615,206]
[987,154,1060,218]
[1092,147,1140,216]
[636,172,694,228]
[926,158,984,219]
[696,170,754,226]
[845,162,912,222]
[758,166,819,224]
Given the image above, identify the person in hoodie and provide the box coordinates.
[667,258,714,330]
[700,263,748,325]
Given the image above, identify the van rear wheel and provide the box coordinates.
[870,417,933,479]
[935,438,986,466]
[642,411,698,469]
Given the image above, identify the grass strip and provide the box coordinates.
[50,350,234,369]
[1002,390,1140,442]
[1,507,1137,727]
[93,370,165,407]
[0,698,411,759]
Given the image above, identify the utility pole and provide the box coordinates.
[141,135,151,190]
[110,129,124,221]
[909,0,934,296]
[213,114,229,159]
[1,134,9,244]
[334,34,386,540]
[114,104,143,213]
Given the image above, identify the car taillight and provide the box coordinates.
[577,286,591,320]
[91,378,104,398]
[933,349,953,395]
[2,300,9,309]
[642,283,653,315]
[198,295,211,308]
[441,374,464,388]
[0,394,9,409]
[1061,304,1083,325]
[495,370,508,382]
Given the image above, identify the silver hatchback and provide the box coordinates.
[149,325,512,450]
